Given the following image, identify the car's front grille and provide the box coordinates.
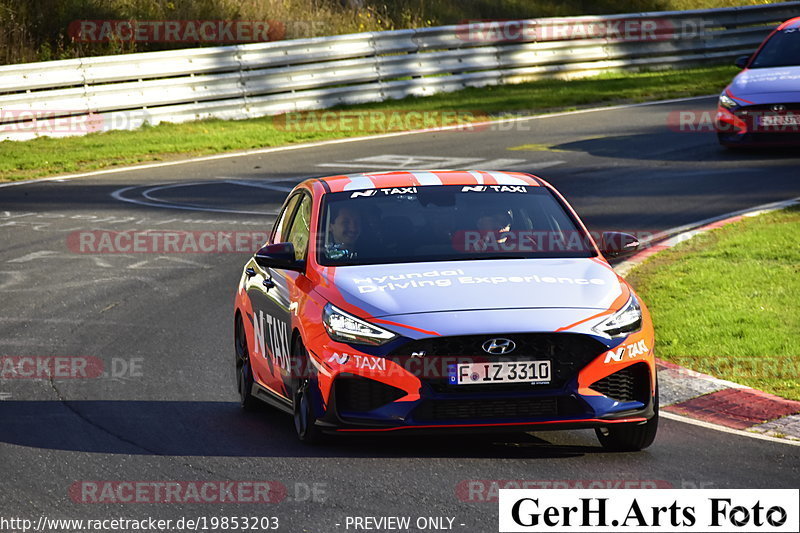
[590,363,650,403]
[389,333,608,394]
[736,103,800,113]
[412,396,584,421]
[730,105,800,139]
[334,374,406,413]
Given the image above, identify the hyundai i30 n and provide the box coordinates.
[717,17,800,147]
[233,170,657,450]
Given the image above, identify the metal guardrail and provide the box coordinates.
[0,2,797,141]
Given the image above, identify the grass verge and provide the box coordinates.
[626,205,800,401]
[0,64,737,182]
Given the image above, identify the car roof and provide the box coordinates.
[313,170,544,193]
[778,16,800,30]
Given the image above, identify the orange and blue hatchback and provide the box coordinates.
[234,170,657,450]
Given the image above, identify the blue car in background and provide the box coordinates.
[717,17,800,147]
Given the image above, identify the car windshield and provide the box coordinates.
[750,28,800,68]
[317,185,596,266]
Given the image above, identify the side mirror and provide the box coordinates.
[735,55,751,69]
[600,232,639,257]
[254,242,304,271]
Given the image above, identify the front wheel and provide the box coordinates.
[595,390,659,452]
[292,339,325,444]
[717,132,743,151]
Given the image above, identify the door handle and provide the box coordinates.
[245,267,256,277]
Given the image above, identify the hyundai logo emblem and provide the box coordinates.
[772,104,787,112]
[482,338,516,355]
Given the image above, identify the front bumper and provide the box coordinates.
[716,105,800,146]
[309,330,656,434]
[318,395,656,435]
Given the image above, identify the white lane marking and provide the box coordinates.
[143,179,295,201]
[126,256,210,269]
[5,250,210,271]
[0,277,163,292]
[661,411,800,447]
[8,250,113,268]
[0,95,717,189]
[523,160,566,170]
[221,179,295,193]
[141,185,194,205]
[319,154,483,169]
[0,209,265,228]
[318,154,534,171]
[7,251,59,263]
[318,155,563,174]
[0,314,148,323]
[0,271,25,290]
[141,180,291,210]
[470,158,527,170]
[111,185,278,216]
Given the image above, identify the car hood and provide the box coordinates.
[317,258,624,319]
[729,66,800,103]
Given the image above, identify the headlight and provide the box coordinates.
[323,303,397,345]
[593,295,642,338]
[719,93,738,110]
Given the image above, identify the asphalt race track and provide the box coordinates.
[1,96,798,531]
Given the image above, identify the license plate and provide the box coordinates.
[758,114,800,126]
[448,360,551,385]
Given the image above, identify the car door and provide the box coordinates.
[245,193,301,398]
[247,192,312,398]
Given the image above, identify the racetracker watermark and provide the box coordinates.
[1,516,280,532]
[669,110,800,133]
[457,480,674,502]
[0,110,103,134]
[68,20,286,43]
[450,229,652,253]
[0,356,143,379]
[272,110,490,133]
[498,489,799,532]
[70,481,286,504]
[66,481,328,504]
[455,18,707,43]
[67,231,269,254]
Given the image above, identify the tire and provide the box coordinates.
[595,388,659,452]
[235,315,259,411]
[717,132,743,151]
[292,338,325,444]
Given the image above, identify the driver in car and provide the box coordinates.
[325,205,362,260]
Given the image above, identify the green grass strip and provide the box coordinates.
[0,64,737,182]
[627,205,800,401]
